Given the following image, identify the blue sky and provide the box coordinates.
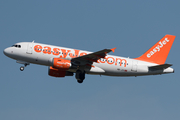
[0,0,180,120]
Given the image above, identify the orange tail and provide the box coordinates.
[135,35,176,64]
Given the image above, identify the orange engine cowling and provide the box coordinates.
[48,67,74,77]
[48,66,66,77]
[52,58,71,70]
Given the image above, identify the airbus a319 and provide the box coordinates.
[3,35,175,83]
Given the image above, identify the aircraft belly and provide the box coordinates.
[21,52,51,66]
[94,63,132,76]
[93,62,156,76]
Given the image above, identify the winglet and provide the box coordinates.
[111,47,116,52]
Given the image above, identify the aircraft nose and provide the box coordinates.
[3,48,12,57]
[3,48,8,56]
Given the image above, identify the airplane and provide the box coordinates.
[3,34,176,83]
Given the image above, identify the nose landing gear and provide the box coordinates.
[21,63,29,71]
[20,63,29,71]
[20,66,24,71]
[16,61,30,71]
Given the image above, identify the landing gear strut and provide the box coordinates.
[19,63,29,71]
[75,70,85,83]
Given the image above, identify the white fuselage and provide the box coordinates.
[3,42,174,77]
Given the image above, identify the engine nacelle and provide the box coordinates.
[48,66,74,77]
[49,67,66,77]
[52,58,71,70]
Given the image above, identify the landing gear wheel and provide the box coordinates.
[20,66,24,71]
[18,62,29,71]
[77,79,83,83]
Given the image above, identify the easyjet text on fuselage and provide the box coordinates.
[34,45,127,67]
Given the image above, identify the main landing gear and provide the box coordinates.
[75,70,85,83]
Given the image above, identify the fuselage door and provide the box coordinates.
[26,43,33,54]
[132,60,138,72]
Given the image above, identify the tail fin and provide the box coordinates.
[135,35,176,64]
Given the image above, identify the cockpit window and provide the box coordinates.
[12,45,21,48]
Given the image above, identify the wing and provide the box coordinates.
[71,48,116,65]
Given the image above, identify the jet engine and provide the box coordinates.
[48,66,74,77]
[48,58,73,77]
[52,58,71,70]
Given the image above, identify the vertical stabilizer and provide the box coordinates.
[135,35,176,64]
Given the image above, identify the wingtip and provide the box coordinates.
[111,47,116,52]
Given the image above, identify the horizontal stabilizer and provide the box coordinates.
[149,64,172,70]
